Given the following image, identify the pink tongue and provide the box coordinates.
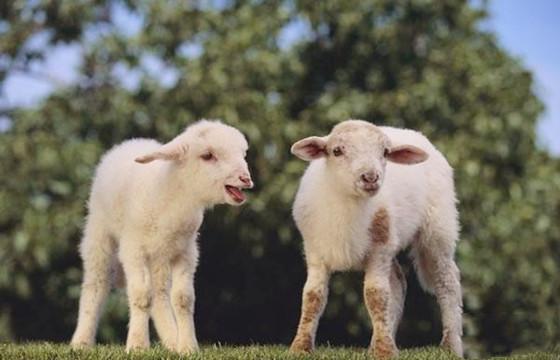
[228,186,245,202]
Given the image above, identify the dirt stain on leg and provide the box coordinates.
[365,286,398,359]
[291,289,324,353]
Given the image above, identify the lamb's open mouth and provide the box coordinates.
[225,185,246,203]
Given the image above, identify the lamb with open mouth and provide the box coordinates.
[225,184,247,203]
[70,120,254,354]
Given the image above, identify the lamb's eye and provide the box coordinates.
[383,148,389,157]
[201,152,215,161]
[333,146,343,157]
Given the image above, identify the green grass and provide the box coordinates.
[0,343,558,360]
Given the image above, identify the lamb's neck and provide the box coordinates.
[157,162,209,213]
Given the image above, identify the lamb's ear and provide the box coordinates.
[135,139,188,164]
[386,144,428,164]
[291,136,328,161]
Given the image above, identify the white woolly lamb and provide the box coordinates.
[289,120,462,359]
[70,120,253,353]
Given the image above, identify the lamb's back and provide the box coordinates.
[88,139,162,222]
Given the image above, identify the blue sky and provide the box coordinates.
[2,1,559,155]
[486,0,560,155]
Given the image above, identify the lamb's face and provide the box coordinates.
[325,124,391,197]
[187,125,252,206]
[135,120,253,206]
[291,120,429,198]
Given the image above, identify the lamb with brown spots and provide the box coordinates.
[289,120,463,359]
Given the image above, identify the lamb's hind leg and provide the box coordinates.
[170,253,198,354]
[411,233,463,357]
[71,216,114,347]
[388,259,407,338]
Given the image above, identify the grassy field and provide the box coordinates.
[0,343,558,360]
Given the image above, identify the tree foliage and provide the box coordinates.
[0,0,559,357]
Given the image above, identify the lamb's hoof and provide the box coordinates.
[176,343,199,354]
[370,337,398,359]
[70,340,92,350]
[369,348,398,360]
[441,333,463,358]
[125,338,150,353]
[289,335,314,354]
[161,340,178,352]
[289,345,313,354]
[126,345,150,353]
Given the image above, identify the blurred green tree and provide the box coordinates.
[0,0,558,357]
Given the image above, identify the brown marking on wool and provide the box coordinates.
[173,292,194,312]
[290,333,313,353]
[301,290,322,324]
[372,335,398,359]
[365,287,389,327]
[370,208,390,244]
[131,291,152,311]
[441,328,451,347]
[290,290,323,353]
[440,327,459,353]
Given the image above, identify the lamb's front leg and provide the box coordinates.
[290,263,330,353]
[150,259,177,350]
[364,249,399,359]
[170,254,198,354]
